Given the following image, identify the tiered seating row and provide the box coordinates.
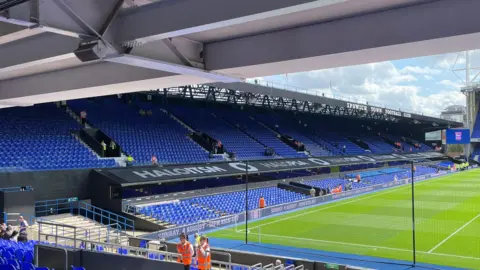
[0,104,114,172]
[137,187,308,226]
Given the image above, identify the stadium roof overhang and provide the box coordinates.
[1,0,478,107]
[204,82,463,127]
[100,152,445,187]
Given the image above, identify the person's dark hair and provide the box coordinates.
[9,230,18,240]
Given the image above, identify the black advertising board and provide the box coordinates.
[101,152,444,186]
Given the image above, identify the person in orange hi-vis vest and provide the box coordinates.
[177,233,193,270]
[259,196,266,209]
[197,236,211,270]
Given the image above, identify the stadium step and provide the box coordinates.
[31,214,129,245]
[253,116,281,136]
[217,114,269,148]
[193,204,228,216]
[137,214,172,227]
[161,108,195,132]
[64,105,86,127]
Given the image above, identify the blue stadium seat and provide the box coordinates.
[0,265,15,270]
[0,104,115,172]
[137,186,308,225]
[0,97,433,170]
[69,98,215,165]
[21,262,35,270]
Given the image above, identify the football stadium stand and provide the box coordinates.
[471,112,480,138]
[437,161,455,168]
[136,187,308,226]
[0,104,115,172]
[305,166,435,192]
[212,108,308,158]
[68,98,216,165]
[0,95,436,172]
[0,239,38,270]
[167,105,271,160]
[357,135,395,153]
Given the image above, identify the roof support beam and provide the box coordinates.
[0,32,79,69]
[34,0,121,38]
[0,22,43,45]
[0,62,216,104]
[104,54,242,83]
[204,0,480,77]
[113,0,346,45]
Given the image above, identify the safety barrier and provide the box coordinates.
[35,221,268,270]
[35,197,77,217]
[34,217,119,244]
[0,186,33,192]
[79,202,135,236]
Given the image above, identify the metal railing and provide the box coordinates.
[37,221,275,270]
[37,220,182,263]
[38,221,80,248]
[35,218,125,245]
[0,186,33,192]
[35,198,76,217]
[79,202,135,236]
[35,218,90,242]
[106,223,121,243]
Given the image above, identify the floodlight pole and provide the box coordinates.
[245,160,249,244]
[411,160,416,266]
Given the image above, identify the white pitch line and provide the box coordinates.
[244,175,442,231]
[427,213,480,253]
[217,232,480,261]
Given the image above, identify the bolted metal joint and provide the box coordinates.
[74,40,119,62]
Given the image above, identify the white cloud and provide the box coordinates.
[436,53,465,69]
[414,91,465,116]
[400,66,441,75]
[259,60,466,116]
[438,80,464,89]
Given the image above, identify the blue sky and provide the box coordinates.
[252,51,477,117]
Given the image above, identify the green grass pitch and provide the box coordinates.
[210,169,480,269]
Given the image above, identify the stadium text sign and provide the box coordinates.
[106,152,444,185]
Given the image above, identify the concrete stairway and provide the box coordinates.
[31,214,129,245]
[134,213,175,228]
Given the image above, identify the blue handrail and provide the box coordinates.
[35,198,76,217]
[0,186,33,193]
[78,202,135,236]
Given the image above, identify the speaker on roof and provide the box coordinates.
[74,41,118,62]
[74,42,101,62]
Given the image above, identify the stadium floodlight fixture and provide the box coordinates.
[105,54,244,83]
[461,83,480,93]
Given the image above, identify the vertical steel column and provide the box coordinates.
[245,161,249,244]
[411,161,416,266]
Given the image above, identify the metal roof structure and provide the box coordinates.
[1,0,479,108]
